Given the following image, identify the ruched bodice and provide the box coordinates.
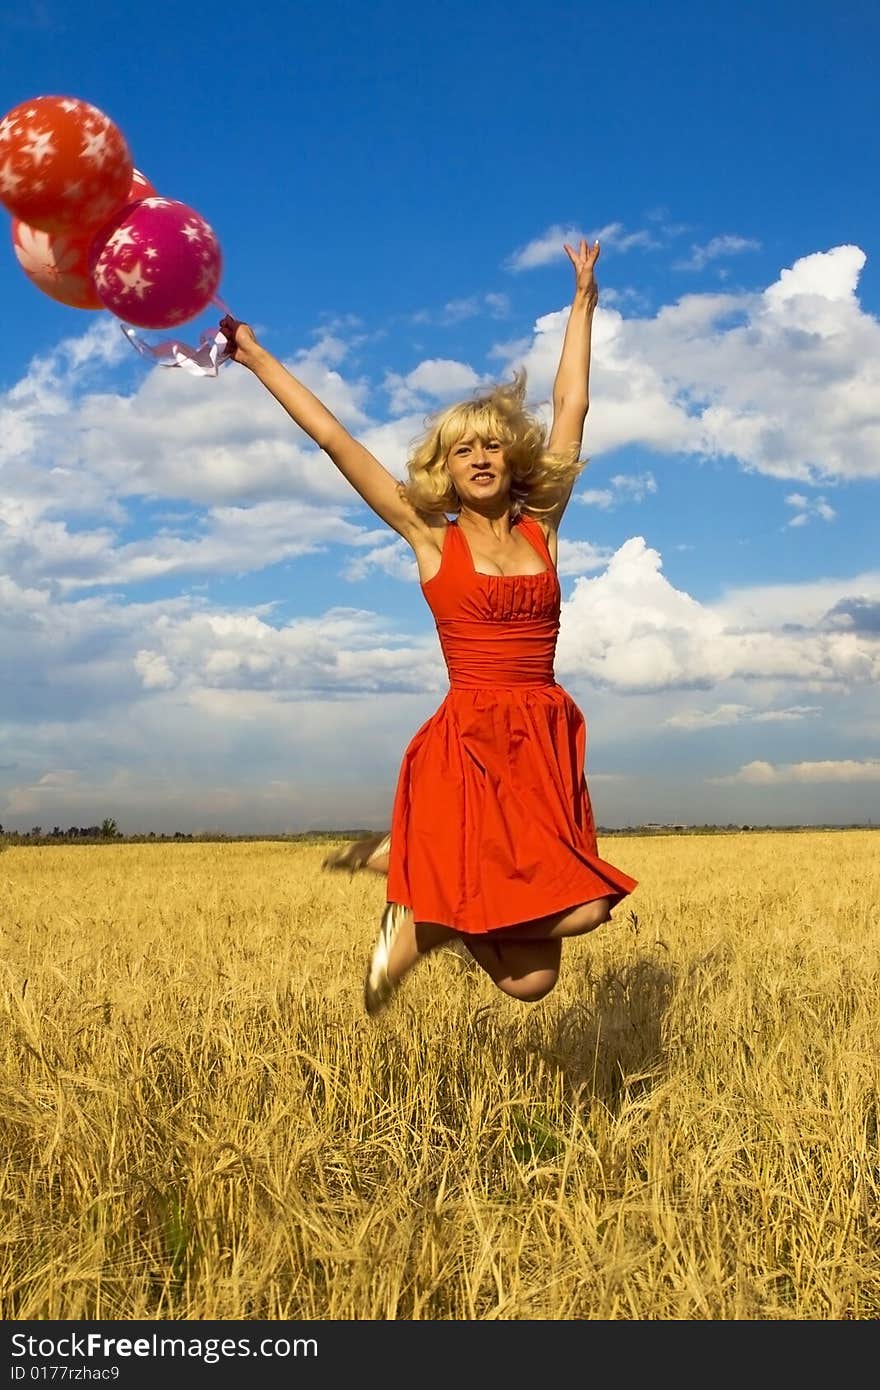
[386,514,638,934]
[423,518,559,688]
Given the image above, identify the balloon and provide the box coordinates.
[0,95,133,234]
[89,196,222,330]
[128,168,157,201]
[11,169,158,310]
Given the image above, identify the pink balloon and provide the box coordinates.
[11,168,158,311]
[89,196,222,330]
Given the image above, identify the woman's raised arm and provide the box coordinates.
[545,239,600,531]
[221,317,421,540]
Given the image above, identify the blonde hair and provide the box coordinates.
[400,370,585,517]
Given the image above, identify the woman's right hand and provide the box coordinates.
[219,315,262,368]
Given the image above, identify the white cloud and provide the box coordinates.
[714,570,880,630]
[0,498,383,592]
[343,538,419,583]
[10,521,872,743]
[133,650,176,690]
[557,536,880,693]
[555,539,612,576]
[484,293,510,317]
[497,244,879,483]
[612,472,657,502]
[358,414,427,481]
[784,492,837,527]
[765,246,862,304]
[1,525,877,830]
[1,330,377,533]
[384,358,483,413]
[713,759,880,785]
[578,487,614,509]
[76,357,369,506]
[131,605,446,698]
[674,235,761,271]
[666,703,821,730]
[0,688,431,833]
[505,221,657,272]
[578,471,657,510]
[412,293,510,326]
[506,224,586,272]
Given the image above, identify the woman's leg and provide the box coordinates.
[461,936,562,1002]
[368,910,561,1011]
[490,896,615,942]
[458,898,613,1002]
[364,897,615,1014]
[389,914,457,977]
[364,908,456,1015]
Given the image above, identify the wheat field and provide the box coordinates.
[0,830,878,1321]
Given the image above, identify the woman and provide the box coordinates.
[220,238,637,1016]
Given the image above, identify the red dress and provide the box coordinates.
[386,516,637,933]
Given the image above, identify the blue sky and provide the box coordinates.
[1,0,878,833]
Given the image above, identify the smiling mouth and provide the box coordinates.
[471,471,494,482]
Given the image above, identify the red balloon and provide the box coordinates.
[90,196,222,330]
[0,95,133,234]
[128,168,157,201]
[11,169,158,310]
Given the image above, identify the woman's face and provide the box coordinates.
[446,433,511,507]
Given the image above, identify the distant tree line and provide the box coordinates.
[0,818,123,843]
[0,823,355,846]
[0,820,873,850]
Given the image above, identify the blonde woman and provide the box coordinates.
[220,238,636,1016]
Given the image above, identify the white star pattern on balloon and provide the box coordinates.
[144,246,158,258]
[0,116,19,143]
[21,129,56,166]
[93,261,113,291]
[196,265,216,292]
[13,224,51,274]
[80,129,111,166]
[59,100,79,113]
[113,261,152,298]
[62,179,84,202]
[105,224,137,252]
[181,222,202,243]
[0,161,23,194]
[84,106,111,129]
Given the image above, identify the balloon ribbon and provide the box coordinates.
[119,322,233,377]
[119,296,237,376]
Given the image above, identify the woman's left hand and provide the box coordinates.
[563,238,600,309]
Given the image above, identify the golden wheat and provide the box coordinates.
[0,831,878,1320]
